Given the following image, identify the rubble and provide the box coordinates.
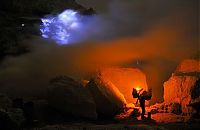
[148,103,165,114]
[169,103,182,115]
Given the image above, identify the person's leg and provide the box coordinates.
[140,98,146,119]
[141,105,145,119]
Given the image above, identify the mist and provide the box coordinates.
[0,0,198,103]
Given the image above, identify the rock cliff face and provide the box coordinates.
[164,59,200,115]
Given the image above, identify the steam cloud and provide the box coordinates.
[0,0,198,103]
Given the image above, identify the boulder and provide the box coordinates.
[149,103,169,114]
[86,74,127,117]
[98,67,148,103]
[164,59,200,115]
[48,76,97,120]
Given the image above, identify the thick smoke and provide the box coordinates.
[0,0,198,103]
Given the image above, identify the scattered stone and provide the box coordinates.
[148,103,167,114]
[169,103,182,115]
[131,107,141,118]
[150,108,158,114]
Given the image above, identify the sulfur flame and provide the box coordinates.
[135,86,142,92]
[40,9,82,45]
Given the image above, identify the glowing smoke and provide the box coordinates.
[40,10,84,45]
[0,0,198,102]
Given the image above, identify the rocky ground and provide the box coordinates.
[24,124,200,130]
[23,110,200,130]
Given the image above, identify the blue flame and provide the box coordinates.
[40,10,82,45]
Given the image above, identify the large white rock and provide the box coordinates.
[48,76,97,120]
[86,74,127,117]
[98,67,148,103]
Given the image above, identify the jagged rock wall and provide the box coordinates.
[164,59,200,115]
[164,76,198,114]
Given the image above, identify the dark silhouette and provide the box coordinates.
[132,88,152,119]
[139,94,146,119]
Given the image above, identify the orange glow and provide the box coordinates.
[135,86,142,92]
[98,68,148,103]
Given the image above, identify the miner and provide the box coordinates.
[132,88,152,119]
